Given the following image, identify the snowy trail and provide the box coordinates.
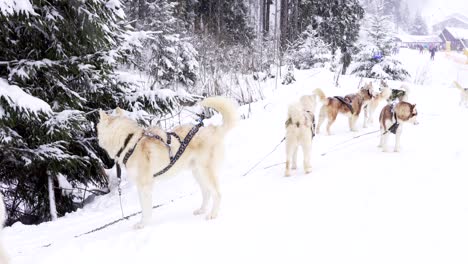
[4,49,468,264]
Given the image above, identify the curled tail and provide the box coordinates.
[200,96,238,134]
[313,88,328,105]
[454,81,464,91]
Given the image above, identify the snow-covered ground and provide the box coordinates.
[3,49,468,264]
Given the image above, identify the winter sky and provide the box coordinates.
[418,0,468,25]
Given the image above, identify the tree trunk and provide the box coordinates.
[280,0,289,54]
[48,175,57,221]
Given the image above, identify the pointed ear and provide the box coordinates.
[99,110,109,121]
[115,107,125,116]
[413,104,416,108]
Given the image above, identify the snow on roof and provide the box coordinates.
[445,27,468,40]
[395,34,443,43]
[0,0,35,16]
[0,78,51,117]
[433,13,468,26]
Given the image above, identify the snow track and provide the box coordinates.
[4,49,468,264]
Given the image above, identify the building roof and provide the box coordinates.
[445,27,468,40]
[433,13,468,27]
[395,34,443,43]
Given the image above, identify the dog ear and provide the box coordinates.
[115,107,125,116]
[99,110,109,121]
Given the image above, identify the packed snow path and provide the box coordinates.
[4,49,468,264]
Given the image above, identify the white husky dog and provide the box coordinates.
[0,193,9,264]
[284,95,317,176]
[97,97,238,228]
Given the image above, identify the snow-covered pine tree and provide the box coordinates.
[351,4,409,81]
[285,25,331,70]
[311,0,364,74]
[0,0,197,225]
[123,0,199,88]
[410,12,429,35]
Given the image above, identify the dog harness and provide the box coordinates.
[387,102,399,134]
[114,114,205,180]
[333,96,354,114]
[284,111,316,139]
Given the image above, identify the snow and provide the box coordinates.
[0,78,51,118]
[445,27,468,40]
[0,0,35,16]
[3,49,468,264]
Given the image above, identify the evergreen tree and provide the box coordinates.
[285,25,331,70]
[0,0,197,224]
[410,12,428,35]
[122,0,199,87]
[351,4,409,81]
[313,0,364,73]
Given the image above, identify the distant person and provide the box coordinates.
[430,47,436,60]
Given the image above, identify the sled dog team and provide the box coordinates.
[95,80,418,229]
[0,81,418,262]
[285,81,418,176]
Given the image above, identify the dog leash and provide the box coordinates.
[242,137,286,177]
[320,129,380,156]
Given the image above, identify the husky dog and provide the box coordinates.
[454,81,468,107]
[366,80,392,125]
[97,97,238,228]
[284,95,317,176]
[314,82,374,135]
[378,101,418,152]
[0,193,9,264]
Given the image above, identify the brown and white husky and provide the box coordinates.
[284,95,317,176]
[314,83,374,135]
[378,101,418,152]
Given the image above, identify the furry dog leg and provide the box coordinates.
[285,139,297,176]
[193,168,210,215]
[394,126,403,152]
[201,166,221,220]
[301,141,312,174]
[134,182,154,229]
[292,148,298,170]
[316,106,327,134]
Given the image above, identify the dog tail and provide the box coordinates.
[200,96,238,134]
[454,81,463,91]
[401,84,410,100]
[313,88,328,105]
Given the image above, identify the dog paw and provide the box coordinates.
[205,213,218,220]
[394,148,400,153]
[291,165,297,170]
[193,208,206,215]
[133,222,146,229]
[382,148,390,153]
[304,168,312,174]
